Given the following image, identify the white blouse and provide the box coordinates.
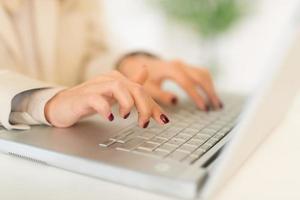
[0,0,124,130]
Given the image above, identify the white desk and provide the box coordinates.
[1,95,300,200]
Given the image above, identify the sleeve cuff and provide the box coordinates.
[10,87,65,127]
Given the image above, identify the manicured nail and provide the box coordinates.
[124,112,130,119]
[108,113,114,121]
[204,105,210,112]
[160,114,170,124]
[219,102,224,109]
[143,121,150,128]
[171,97,178,105]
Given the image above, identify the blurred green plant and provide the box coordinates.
[153,0,245,38]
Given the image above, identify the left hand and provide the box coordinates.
[118,55,223,111]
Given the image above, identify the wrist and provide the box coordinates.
[44,89,66,127]
[44,95,56,125]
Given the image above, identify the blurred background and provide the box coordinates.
[102,0,300,94]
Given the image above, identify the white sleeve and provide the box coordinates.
[0,70,63,130]
[10,87,65,127]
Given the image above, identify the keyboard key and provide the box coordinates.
[200,128,216,135]
[193,134,211,141]
[147,126,164,133]
[115,126,134,135]
[186,139,205,147]
[192,148,206,157]
[207,124,223,131]
[119,133,141,143]
[212,121,227,127]
[168,150,189,161]
[111,130,134,141]
[148,137,167,144]
[177,144,197,153]
[157,131,178,140]
[180,131,195,136]
[117,138,145,150]
[206,138,219,146]
[183,155,199,164]
[168,127,184,132]
[137,132,156,140]
[168,138,185,146]
[110,142,130,151]
[174,121,190,128]
[152,149,169,157]
[137,142,160,151]
[99,139,115,147]
[189,123,206,130]
[157,144,177,153]
[217,127,232,136]
[174,133,192,141]
[212,133,224,140]
[133,148,153,156]
[184,128,199,133]
[199,143,213,152]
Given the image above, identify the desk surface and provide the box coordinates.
[1,95,300,200]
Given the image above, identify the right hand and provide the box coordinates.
[45,70,169,128]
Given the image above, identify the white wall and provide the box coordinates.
[102,0,300,93]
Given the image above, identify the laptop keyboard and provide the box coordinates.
[99,97,243,165]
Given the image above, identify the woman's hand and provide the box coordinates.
[119,56,223,111]
[45,70,169,128]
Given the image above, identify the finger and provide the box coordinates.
[128,65,148,85]
[169,70,208,111]
[188,67,222,109]
[111,67,148,84]
[110,81,135,118]
[129,84,153,128]
[87,94,113,121]
[144,82,178,105]
[95,80,134,118]
[152,104,170,125]
[87,80,134,118]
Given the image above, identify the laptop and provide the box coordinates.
[0,33,299,199]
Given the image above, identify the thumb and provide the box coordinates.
[129,65,148,85]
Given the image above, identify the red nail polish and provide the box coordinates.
[160,114,170,124]
[143,121,150,128]
[204,105,210,112]
[171,97,178,105]
[124,112,130,119]
[108,113,114,121]
[219,102,224,109]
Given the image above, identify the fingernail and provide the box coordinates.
[124,112,130,119]
[219,102,224,109]
[143,121,150,128]
[171,97,178,105]
[204,105,210,112]
[160,114,170,124]
[108,113,114,121]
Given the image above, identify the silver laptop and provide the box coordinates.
[0,33,299,199]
